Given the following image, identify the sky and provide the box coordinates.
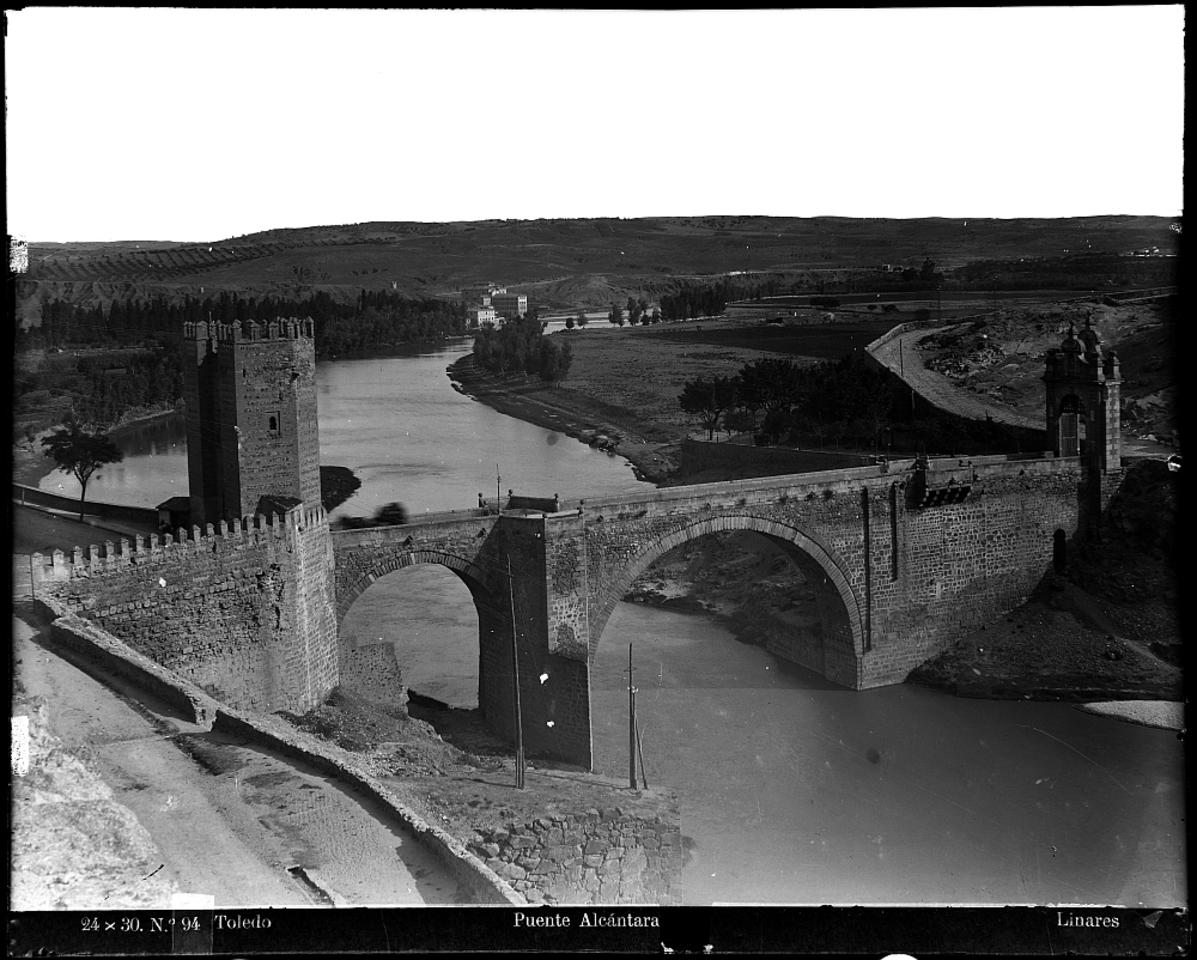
[4,6,1185,243]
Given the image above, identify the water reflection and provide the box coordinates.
[590,603,1185,906]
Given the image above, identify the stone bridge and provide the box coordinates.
[28,317,1124,774]
[332,452,1095,769]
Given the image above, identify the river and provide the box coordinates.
[42,336,1186,907]
[37,339,647,518]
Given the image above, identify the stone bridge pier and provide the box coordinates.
[332,511,597,766]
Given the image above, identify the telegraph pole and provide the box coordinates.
[506,557,525,789]
[628,644,637,790]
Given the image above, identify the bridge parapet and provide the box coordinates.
[567,454,1077,523]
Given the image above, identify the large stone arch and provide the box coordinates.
[335,548,496,627]
[588,514,864,681]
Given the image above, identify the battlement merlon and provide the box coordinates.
[183,317,316,344]
[28,505,329,589]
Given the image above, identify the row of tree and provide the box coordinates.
[605,297,662,326]
[472,314,573,385]
[13,347,185,439]
[23,290,468,359]
[678,353,897,452]
[659,281,734,321]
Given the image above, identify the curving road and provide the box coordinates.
[868,324,1042,431]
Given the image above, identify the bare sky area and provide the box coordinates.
[4,6,1185,242]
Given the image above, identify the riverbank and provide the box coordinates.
[447,354,681,484]
[12,405,181,488]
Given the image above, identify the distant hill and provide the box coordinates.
[17,215,1180,317]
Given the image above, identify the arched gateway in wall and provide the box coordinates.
[585,515,864,687]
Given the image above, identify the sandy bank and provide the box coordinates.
[1077,700,1184,731]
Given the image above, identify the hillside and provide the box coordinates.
[915,294,1179,445]
[17,215,1180,320]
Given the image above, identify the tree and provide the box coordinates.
[565,316,576,330]
[737,358,803,417]
[537,337,573,385]
[678,376,738,440]
[576,311,589,329]
[608,302,625,327]
[41,420,124,520]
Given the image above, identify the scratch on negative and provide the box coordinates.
[1019,726,1132,794]
[141,864,164,881]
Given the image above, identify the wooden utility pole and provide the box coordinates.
[634,709,648,789]
[506,557,525,789]
[628,644,637,790]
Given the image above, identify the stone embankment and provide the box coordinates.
[468,801,682,905]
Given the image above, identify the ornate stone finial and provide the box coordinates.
[1060,320,1082,354]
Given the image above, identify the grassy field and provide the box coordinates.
[451,317,886,483]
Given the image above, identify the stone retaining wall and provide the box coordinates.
[469,798,683,905]
[13,482,160,526]
[35,594,217,726]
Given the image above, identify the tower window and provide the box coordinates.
[267,412,280,435]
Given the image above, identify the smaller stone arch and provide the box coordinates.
[588,514,865,670]
[335,548,496,626]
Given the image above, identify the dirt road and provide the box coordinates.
[868,324,1043,430]
[12,612,463,908]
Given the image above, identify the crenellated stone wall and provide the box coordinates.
[31,505,338,714]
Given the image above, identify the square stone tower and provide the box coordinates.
[183,318,321,526]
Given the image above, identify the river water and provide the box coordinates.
[38,339,646,517]
[45,336,1186,907]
